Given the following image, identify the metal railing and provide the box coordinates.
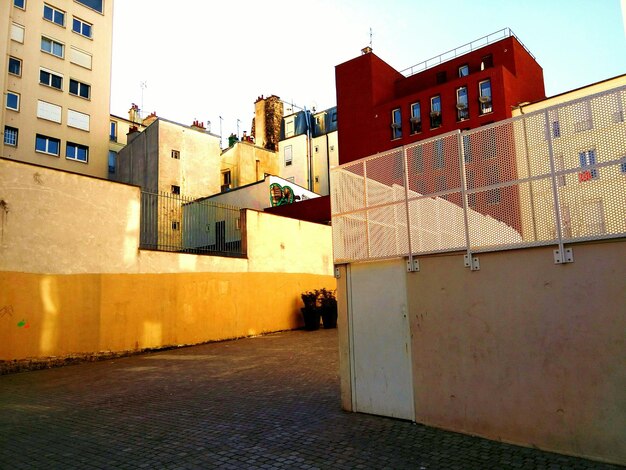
[331,85,626,264]
[400,28,534,77]
[140,191,246,256]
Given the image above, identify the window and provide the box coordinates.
[67,109,90,130]
[410,102,421,134]
[14,0,26,9]
[430,96,442,129]
[466,171,476,207]
[69,79,90,99]
[483,127,497,159]
[36,134,60,156]
[171,149,180,159]
[409,145,423,174]
[66,142,88,162]
[456,86,469,121]
[434,139,444,168]
[486,166,501,204]
[41,36,64,58]
[436,71,447,84]
[109,121,117,141]
[480,54,493,70]
[108,150,116,174]
[70,47,92,69]
[11,23,25,43]
[221,171,231,192]
[555,154,566,187]
[8,57,22,76]
[574,101,593,132]
[40,68,63,89]
[171,185,180,195]
[458,64,469,77]
[75,0,103,13]
[4,126,19,147]
[284,145,293,166]
[578,149,599,181]
[43,4,65,26]
[72,17,92,38]
[479,80,492,114]
[171,221,180,231]
[620,158,626,174]
[6,92,20,111]
[462,135,472,163]
[37,100,62,123]
[285,118,294,138]
[391,108,402,139]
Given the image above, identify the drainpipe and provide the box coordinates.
[304,107,313,192]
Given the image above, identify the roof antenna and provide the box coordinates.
[362,28,373,54]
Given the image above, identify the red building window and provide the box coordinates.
[430,96,442,129]
[391,108,402,139]
[410,102,421,134]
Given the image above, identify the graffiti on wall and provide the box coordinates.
[269,183,295,207]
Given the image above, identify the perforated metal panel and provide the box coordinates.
[331,85,626,263]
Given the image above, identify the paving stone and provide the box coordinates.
[0,329,621,469]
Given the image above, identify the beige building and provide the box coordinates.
[1,0,114,178]
[220,139,279,192]
[108,104,149,176]
[113,117,222,197]
[512,75,626,241]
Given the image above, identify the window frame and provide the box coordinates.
[66,141,89,163]
[458,64,469,77]
[171,185,180,195]
[456,86,469,121]
[40,68,63,90]
[109,121,117,141]
[8,56,22,77]
[6,91,20,111]
[410,102,421,134]
[430,95,442,129]
[75,0,103,14]
[108,150,116,174]
[14,0,26,10]
[434,139,444,169]
[69,78,91,99]
[578,149,599,181]
[41,36,65,58]
[4,126,19,147]
[391,108,402,140]
[43,3,66,27]
[478,79,492,115]
[72,17,93,38]
[171,149,180,159]
[35,134,61,156]
[284,145,293,166]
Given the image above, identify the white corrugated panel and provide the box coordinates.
[70,47,92,69]
[67,109,90,131]
[37,101,62,123]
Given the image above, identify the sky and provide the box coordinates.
[110,0,626,144]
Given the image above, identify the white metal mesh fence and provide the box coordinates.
[331,85,626,263]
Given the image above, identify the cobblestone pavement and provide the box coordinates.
[0,329,621,469]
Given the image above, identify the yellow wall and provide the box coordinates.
[0,159,335,360]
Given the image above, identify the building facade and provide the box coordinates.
[334,28,545,231]
[1,0,114,178]
[335,28,545,165]
[278,106,339,196]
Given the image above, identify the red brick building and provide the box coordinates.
[334,29,546,231]
[335,29,545,163]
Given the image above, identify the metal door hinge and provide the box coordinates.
[334,267,341,278]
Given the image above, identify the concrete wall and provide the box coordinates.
[339,242,625,464]
[0,159,335,361]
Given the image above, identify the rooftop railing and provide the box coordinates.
[399,28,535,77]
